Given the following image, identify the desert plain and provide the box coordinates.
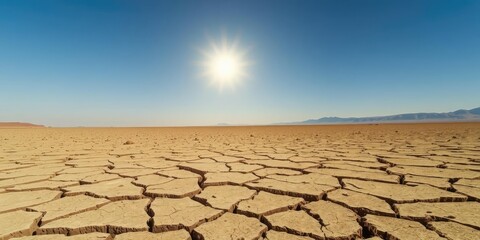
[0,123,479,240]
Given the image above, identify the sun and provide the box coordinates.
[211,52,239,80]
[199,36,250,90]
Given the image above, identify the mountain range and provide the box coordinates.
[0,122,45,128]
[3,108,480,127]
[290,107,480,125]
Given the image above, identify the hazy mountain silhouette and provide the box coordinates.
[292,107,480,124]
[0,122,45,128]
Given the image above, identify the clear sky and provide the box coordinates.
[1,0,479,127]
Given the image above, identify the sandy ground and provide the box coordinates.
[0,123,479,240]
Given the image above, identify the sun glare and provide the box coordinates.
[199,36,250,90]
[212,53,238,79]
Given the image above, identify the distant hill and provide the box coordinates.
[289,107,480,125]
[0,122,45,128]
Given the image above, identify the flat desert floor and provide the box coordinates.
[1,123,480,240]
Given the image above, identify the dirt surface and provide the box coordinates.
[0,123,479,239]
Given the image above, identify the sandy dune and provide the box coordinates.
[0,123,479,239]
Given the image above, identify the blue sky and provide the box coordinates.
[1,0,479,126]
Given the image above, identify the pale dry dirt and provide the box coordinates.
[0,123,479,240]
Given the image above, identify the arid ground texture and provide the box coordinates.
[1,123,479,240]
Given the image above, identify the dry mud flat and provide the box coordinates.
[0,123,479,240]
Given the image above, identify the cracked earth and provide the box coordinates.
[0,123,479,240]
